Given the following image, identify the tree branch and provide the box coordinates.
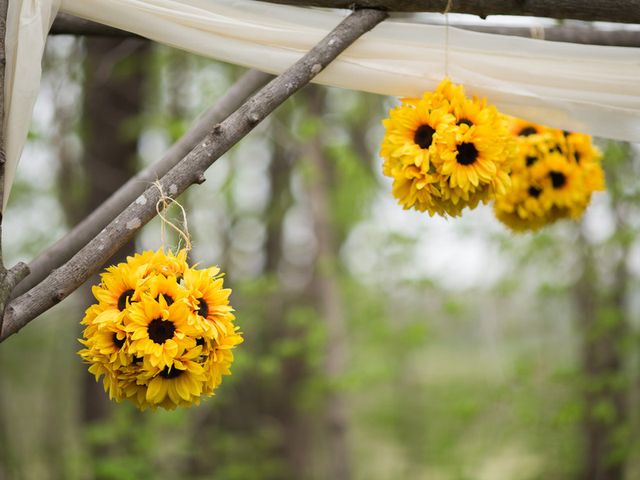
[12,68,272,298]
[0,8,388,341]
[50,13,640,47]
[0,0,29,331]
[463,25,640,47]
[51,13,141,37]
[261,0,640,24]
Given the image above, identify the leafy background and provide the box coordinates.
[1,34,639,480]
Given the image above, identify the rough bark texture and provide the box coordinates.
[261,0,640,23]
[463,25,640,47]
[51,13,640,47]
[52,13,140,37]
[13,69,272,298]
[0,8,388,340]
[575,234,629,480]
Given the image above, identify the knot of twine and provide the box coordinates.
[154,181,192,252]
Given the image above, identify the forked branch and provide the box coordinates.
[0,7,388,341]
[12,68,273,298]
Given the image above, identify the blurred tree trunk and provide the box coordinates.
[575,162,631,480]
[185,101,310,479]
[304,86,352,480]
[268,112,313,478]
[55,38,149,470]
[79,37,148,425]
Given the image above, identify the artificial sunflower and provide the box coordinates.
[494,117,605,232]
[78,249,241,410]
[380,78,515,217]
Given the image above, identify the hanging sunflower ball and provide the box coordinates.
[494,118,605,232]
[78,249,242,410]
[380,78,515,217]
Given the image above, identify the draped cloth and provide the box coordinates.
[4,0,640,207]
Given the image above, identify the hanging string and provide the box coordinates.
[154,180,192,252]
[443,0,453,78]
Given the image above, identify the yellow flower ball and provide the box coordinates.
[380,78,515,217]
[78,249,242,410]
[494,118,605,232]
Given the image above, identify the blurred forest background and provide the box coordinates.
[1,32,640,480]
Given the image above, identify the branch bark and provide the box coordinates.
[51,13,141,37]
[50,14,640,47]
[12,68,272,298]
[261,0,640,24]
[0,7,388,341]
[0,0,29,331]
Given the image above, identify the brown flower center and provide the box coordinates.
[147,319,176,344]
[196,298,209,319]
[550,171,567,189]
[157,294,174,306]
[159,366,183,379]
[518,126,538,137]
[528,186,542,198]
[457,142,478,166]
[117,289,135,311]
[414,124,435,149]
[112,333,125,349]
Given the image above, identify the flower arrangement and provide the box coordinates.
[79,248,242,410]
[493,118,605,232]
[380,78,515,217]
[79,187,242,410]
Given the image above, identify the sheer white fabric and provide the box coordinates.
[5,0,640,206]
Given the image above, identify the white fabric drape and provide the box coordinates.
[4,0,640,207]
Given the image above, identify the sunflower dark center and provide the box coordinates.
[458,118,473,127]
[550,171,567,189]
[117,289,135,311]
[413,124,435,149]
[549,145,562,154]
[526,156,537,167]
[528,186,542,198]
[157,293,174,306]
[196,298,209,319]
[518,127,538,137]
[159,366,183,379]
[112,333,125,349]
[147,319,176,344]
[457,142,479,166]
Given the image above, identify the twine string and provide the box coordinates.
[444,0,453,78]
[154,181,192,252]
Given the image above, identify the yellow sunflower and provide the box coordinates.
[127,295,199,369]
[183,266,235,339]
[79,249,242,410]
[142,347,207,409]
[380,78,515,217]
[494,117,605,232]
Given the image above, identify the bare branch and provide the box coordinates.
[261,0,640,24]
[1,8,388,341]
[12,69,272,298]
[50,12,640,47]
[51,13,141,37]
[463,25,640,47]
